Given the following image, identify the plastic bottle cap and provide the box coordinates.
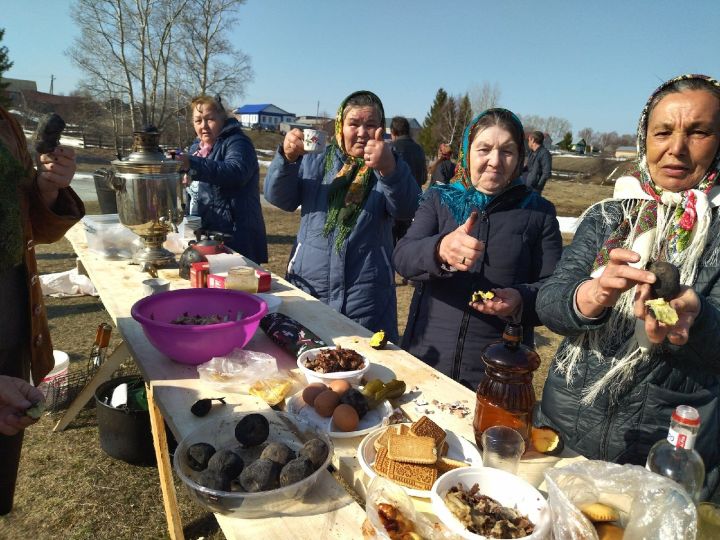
[672,405,701,427]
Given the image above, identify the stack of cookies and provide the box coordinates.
[371,416,469,491]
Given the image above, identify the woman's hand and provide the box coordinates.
[437,211,484,271]
[37,146,76,208]
[364,128,395,176]
[470,287,522,318]
[576,248,656,318]
[283,128,305,162]
[0,376,44,436]
[634,284,701,345]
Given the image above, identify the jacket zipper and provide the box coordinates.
[600,403,617,458]
[451,208,490,381]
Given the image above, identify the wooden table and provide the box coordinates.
[61,221,581,539]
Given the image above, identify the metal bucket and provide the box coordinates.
[94,375,155,466]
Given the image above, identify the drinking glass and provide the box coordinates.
[481,425,525,475]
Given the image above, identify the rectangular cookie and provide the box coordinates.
[385,458,438,491]
[387,433,437,464]
[373,447,391,476]
[410,415,447,448]
[373,424,410,452]
[436,456,470,475]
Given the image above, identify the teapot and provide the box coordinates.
[178,230,229,279]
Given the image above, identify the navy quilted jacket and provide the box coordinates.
[188,118,268,263]
[393,184,562,389]
[535,201,720,500]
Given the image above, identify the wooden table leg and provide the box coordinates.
[53,341,129,432]
[147,383,185,540]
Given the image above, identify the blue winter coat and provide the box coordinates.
[393,185,562,389]
[188,118,268,263]
[264,146,421,343]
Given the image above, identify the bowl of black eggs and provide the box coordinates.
[173,410,334,517]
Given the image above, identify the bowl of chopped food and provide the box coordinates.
[131,288,267,365]
[296,345,370,386]
[430,466,550,539]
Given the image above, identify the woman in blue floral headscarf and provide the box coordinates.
[394,108,562,389]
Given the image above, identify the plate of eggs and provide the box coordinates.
[286,380,394,439]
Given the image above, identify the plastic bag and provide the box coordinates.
[363,476,454,540]
[544,460,697,539]
[197,349,278,392]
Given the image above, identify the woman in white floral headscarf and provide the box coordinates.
[535,74,720,501]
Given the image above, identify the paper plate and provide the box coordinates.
[286,392,393,439]
[357,423,482,498]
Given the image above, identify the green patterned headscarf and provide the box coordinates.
[322,90,385,251]
[0,140,25,272]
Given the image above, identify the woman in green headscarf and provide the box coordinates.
[265,91,420,342]
[393,108,562,389]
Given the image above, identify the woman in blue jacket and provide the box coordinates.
[394,109,562,389]
[180,95,268,263]
[264,91,420,343]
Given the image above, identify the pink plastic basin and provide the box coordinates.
[131,288,268,365]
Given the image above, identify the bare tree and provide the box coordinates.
[175,0,253,102]
[469,82,501,115]
[521,114,572,143]
[67,0,252,141]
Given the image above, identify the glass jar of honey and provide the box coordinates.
[226,266,258,292]
[473,323,540,448]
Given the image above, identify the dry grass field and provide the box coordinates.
[1,144,615,539]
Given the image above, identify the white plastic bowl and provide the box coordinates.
[430,467,550,540]
[296,346,370,385]
[174,411,333,518]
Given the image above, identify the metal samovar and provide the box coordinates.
[109,127,183,272]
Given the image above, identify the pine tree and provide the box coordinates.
[558,132,573,151]
[419,88,448,155]
[452,94,472,152]
[0,28,14,108]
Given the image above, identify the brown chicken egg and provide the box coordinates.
[328,379,351,396]
[332,404,359,432]
[301,383,327,407]
[313,389,340,417]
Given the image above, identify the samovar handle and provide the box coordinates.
[108,170,125,192]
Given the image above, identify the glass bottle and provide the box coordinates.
[226,266,258,293]
[473,323,540,448]
[645,405,705,502]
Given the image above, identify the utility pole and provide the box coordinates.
[49,74,55,94]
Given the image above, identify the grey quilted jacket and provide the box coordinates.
[535,200,720,501]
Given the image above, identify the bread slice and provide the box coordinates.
[387,433,437,464]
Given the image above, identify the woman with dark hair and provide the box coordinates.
[394,109,562,389]
[264,91,420,342]
[535,74,720,500]
[180,95,268,263]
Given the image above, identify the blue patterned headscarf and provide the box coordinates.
[426,108,530,224]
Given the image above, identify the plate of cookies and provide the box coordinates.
[357,415,482,498]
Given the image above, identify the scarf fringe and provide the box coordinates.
[557,194,718,404]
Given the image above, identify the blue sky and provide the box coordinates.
[3,0,720,136]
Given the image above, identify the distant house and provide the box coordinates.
[615,146,637,160]
[2,77,38,106]
[572,138,587,155]
[233,104,295,130]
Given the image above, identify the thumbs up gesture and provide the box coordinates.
[437,211,485,271]
[363,127,395,176]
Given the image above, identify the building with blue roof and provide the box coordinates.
[233,104,296,130]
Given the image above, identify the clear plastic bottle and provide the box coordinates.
[645,405,705,502]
